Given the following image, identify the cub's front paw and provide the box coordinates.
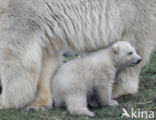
[88,100,98,108]
[109,99,119,106]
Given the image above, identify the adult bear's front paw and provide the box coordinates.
[26,97,52,111]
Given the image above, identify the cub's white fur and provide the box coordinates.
[52,41,141,117]
[0,0,155,109]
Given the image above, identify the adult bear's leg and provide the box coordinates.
[112,31,155,98]
[112,66,141,98]
[0,41,42,109]
[27,50,61,110]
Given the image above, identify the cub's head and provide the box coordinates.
[113,41,142,68]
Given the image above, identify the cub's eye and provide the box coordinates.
[128,52,133,55]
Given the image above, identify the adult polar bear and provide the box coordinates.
[0,0,155,109]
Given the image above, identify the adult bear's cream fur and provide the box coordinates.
[0,0,155,109]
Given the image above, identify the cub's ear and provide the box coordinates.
[113,44,119,54]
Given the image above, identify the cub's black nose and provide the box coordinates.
[136,59,142,64]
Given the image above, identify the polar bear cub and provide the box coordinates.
[52,41,142,117]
